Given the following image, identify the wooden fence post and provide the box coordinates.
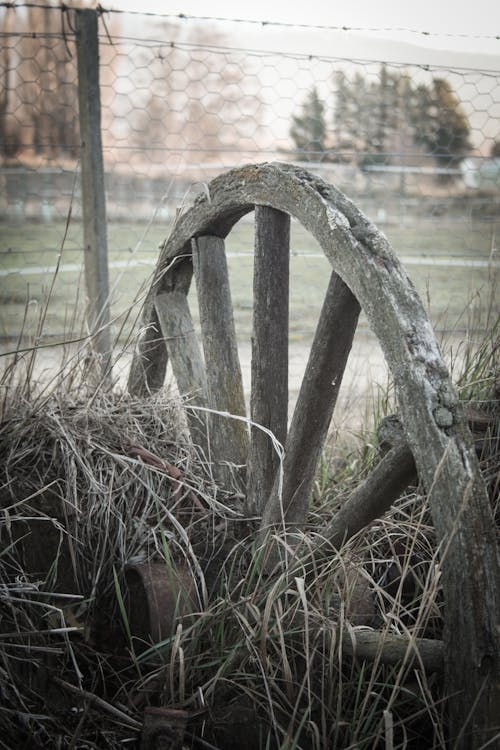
[75,9,111,378]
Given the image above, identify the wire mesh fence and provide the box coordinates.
[0,2,499,365]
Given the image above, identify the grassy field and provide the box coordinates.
[0,216,498,345]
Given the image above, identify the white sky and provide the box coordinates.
[107,0,500,65]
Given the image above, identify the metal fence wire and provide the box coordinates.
[0,1,499,349]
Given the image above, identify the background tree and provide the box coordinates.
[333,69,472,175]
[490,139,500,159]
[373,63,389,157]
[333,71,357,152]
[334,67,412,166]
[360,64,401,167]
[131,23,264,163]
[410,77,472,172]
[0,1,119,162]
[290,86,327,161]
[1,2,80,159]
[333,72,373,156]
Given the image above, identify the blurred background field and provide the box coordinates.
[1,215,498,343]
[1,211,497,434]
[0,1,499,405]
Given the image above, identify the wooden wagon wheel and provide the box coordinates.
[128,162,499,748]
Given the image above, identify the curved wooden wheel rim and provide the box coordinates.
[129,162,499,744]
[131,161,474,504]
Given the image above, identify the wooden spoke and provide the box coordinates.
[261,271,360,530]
[246,207,290,515]
[127,304,169,397]
[325,439,416,549]
[192,235,248,490]
[154,290,208,455]
[128,257,192,397]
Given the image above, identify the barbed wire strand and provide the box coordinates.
[0,1,499,44]
[0,30,498,76]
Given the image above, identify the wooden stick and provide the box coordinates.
[340,629,443,672]
[52,675,142,729]
[261,272,360,531]
[154,290,208,456]
[326,440,417,549]
[247,207,290,515]
[192,236,248,492]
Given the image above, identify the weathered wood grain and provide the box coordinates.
[154,290,208,454]
[261,271,360,529]
[192,236,248,491]
[340,629,443,672]
[75,10,111,377]
[128,257,192,397]
[127,305,168,397]
[325,440,417,549]
[246,207,290,515]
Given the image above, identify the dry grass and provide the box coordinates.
[0,317,498,749]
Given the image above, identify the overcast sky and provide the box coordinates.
[108,0,500,66]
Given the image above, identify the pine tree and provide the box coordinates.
[332,70,472,176]
[411,78,472,172]
[290,86,327,161]
[490,140,500,159]
[333,70,363,150]
[333,67,408,166]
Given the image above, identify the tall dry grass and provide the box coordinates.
[0,275,498,748]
